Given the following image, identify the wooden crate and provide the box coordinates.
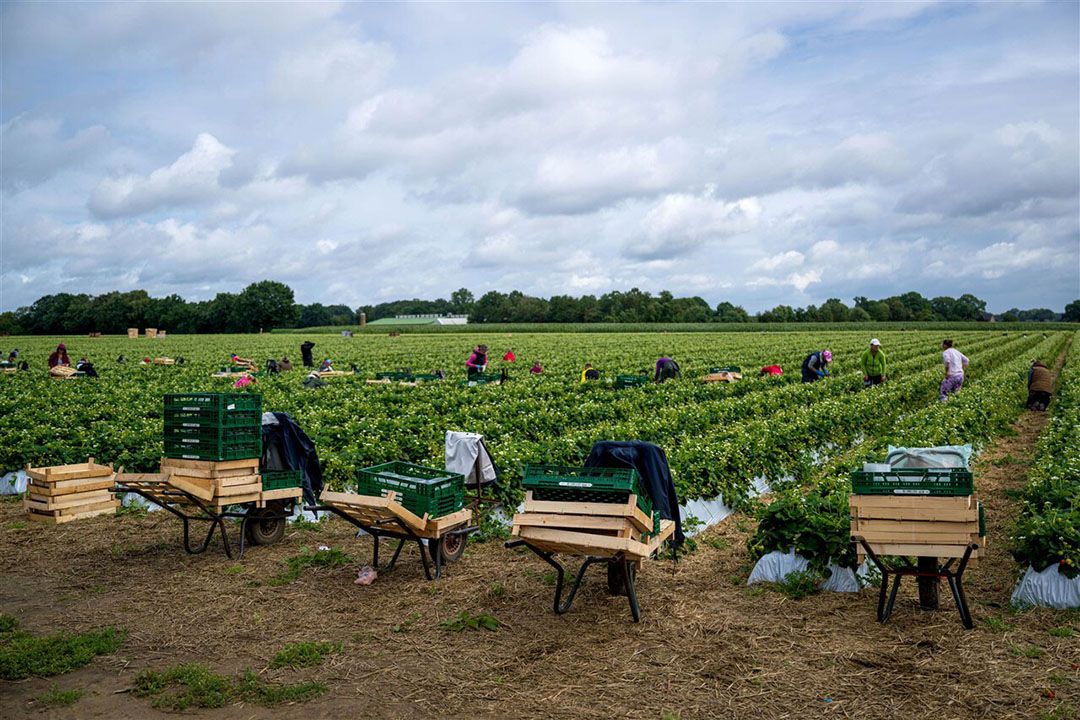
[511,492,671,560]
[25,459,118,524]
[160,457,260,478]
[319,489,472,539]
[850,494,984,560]
[127,328,139,339]
[145,328,157,339]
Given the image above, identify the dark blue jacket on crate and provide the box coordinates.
[584,440,684,547]
[261,412,324,505]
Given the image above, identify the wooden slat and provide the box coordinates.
[516,526,650,560]
[426,508,472,535]
[27,461,113,482]
[856,530,981,545]
[166,475,216,501]
[25,490,113,510]
[856,542,981,559]
[852,518,979,535]
[26,499,117,516]
[28,478,115,497]
[318,490,428,533]
[512,513,635,533]
[258,487,303,506]
[160,457,260,473]
[522,492,653,534]
[850,494,975,510]
[25,506,117,524]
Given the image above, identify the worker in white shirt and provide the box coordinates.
[939,339,969,402]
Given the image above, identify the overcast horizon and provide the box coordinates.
[2,1,1078,315]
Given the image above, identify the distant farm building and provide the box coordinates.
[366,314,469,326]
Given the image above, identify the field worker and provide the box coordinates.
[48,344,71,368]
[581,363,600,382]
[760,364,783,376]
[503,348,516,363]
[320,358,333,372]
[266,358,279,374]
[861,339,887,386]
[7,349,18,362]
[655,357,681,383]
[300,340,316,368]
[466,344,488,378]
[76,357,98,378]
[529,361,543,374]
[279,356,293,371]
[234,375,255,389]
[801,349,832,383]
[1026,360,1053,411]
[939,339,969,401]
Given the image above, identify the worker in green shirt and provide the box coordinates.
[860,338,887,387]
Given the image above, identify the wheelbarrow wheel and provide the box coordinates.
[438,532,467,563]
[246,506,286,546]
[607,560,637,596]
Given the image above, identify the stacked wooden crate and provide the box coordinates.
[161,457,263,507]
[511,465,672,559]
[849,466,985,560]
[24,458,118,524]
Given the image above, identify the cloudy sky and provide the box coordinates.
[2,1,1078,314]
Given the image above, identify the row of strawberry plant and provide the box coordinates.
[1010,336,1079,579]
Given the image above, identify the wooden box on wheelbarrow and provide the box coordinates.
[850,494,985,562]
[511,491,672,561]
[161,457,263,506]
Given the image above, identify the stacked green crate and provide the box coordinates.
[163,393,262,461]
[849,467,974,496]
[523,465,659,536]
[355,461,464,518]
[613,375,649,389]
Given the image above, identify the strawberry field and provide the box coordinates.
[1,329,1071,511]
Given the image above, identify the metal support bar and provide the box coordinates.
[855,536,977,629]
[505,540,642,621]
[114,486,293,560]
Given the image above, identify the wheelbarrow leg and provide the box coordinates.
[386,538,406,571]
[882,574,902,623]
[555,558,603,614]
[371,535,380,568]
[416,539,433,581]
[218,517,235,560]
[183,518,217,555]
[621,558,641,623]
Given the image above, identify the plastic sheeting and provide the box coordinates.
[0,470,28,495]
[679,476,772,532]
[885,445,972,469]
[1011,564,1080,609]
[747,549,863,592]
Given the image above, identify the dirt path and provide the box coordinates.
[2,388,1077,719]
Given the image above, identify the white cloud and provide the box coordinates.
[89,133,235,218]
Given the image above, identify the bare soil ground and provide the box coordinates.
[1,409,1077,719]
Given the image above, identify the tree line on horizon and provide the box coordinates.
[2,282,1076,335]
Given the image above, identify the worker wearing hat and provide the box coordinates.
[801,348,833,383]
[860,338,887,387]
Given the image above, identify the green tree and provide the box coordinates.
[237,281,299,332]
[450,288,475,315]
[715,301,750,322]
[1064,299,1080,323]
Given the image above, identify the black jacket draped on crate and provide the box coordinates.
[585,440,684,547]
[262,412,324,505]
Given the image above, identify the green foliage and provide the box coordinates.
[36,686,83,707]
[269,547,352,586]
[1008,644,1044,659]
[134,663,327,709]
[0,614,17,634]
[270,641,341,669]
[772,569,826,600]
[0,625,124,680]
[439,611,500,632]
[391,613,422,633]
[1048,626,1074,638]
[982,617,1012,632]
[747,486,857,574]
[1012,351,1080,578]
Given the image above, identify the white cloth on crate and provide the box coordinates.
[444,431,497,487]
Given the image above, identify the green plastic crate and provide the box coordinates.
[355,462,464,519]
[164,393,262,413]
[412,373,442,382]
[376,371,413,381]
[164,425,260,444]
[523,464,653,518]
[613,374,649,389]
[466,372,504,385]
[164,408,261,428]
[850,468,974,496]
[163,438,261,462]
[262,470,302,491]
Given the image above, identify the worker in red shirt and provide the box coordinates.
[503,348,516,362]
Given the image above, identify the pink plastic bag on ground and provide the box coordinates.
[354,566,377,586]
